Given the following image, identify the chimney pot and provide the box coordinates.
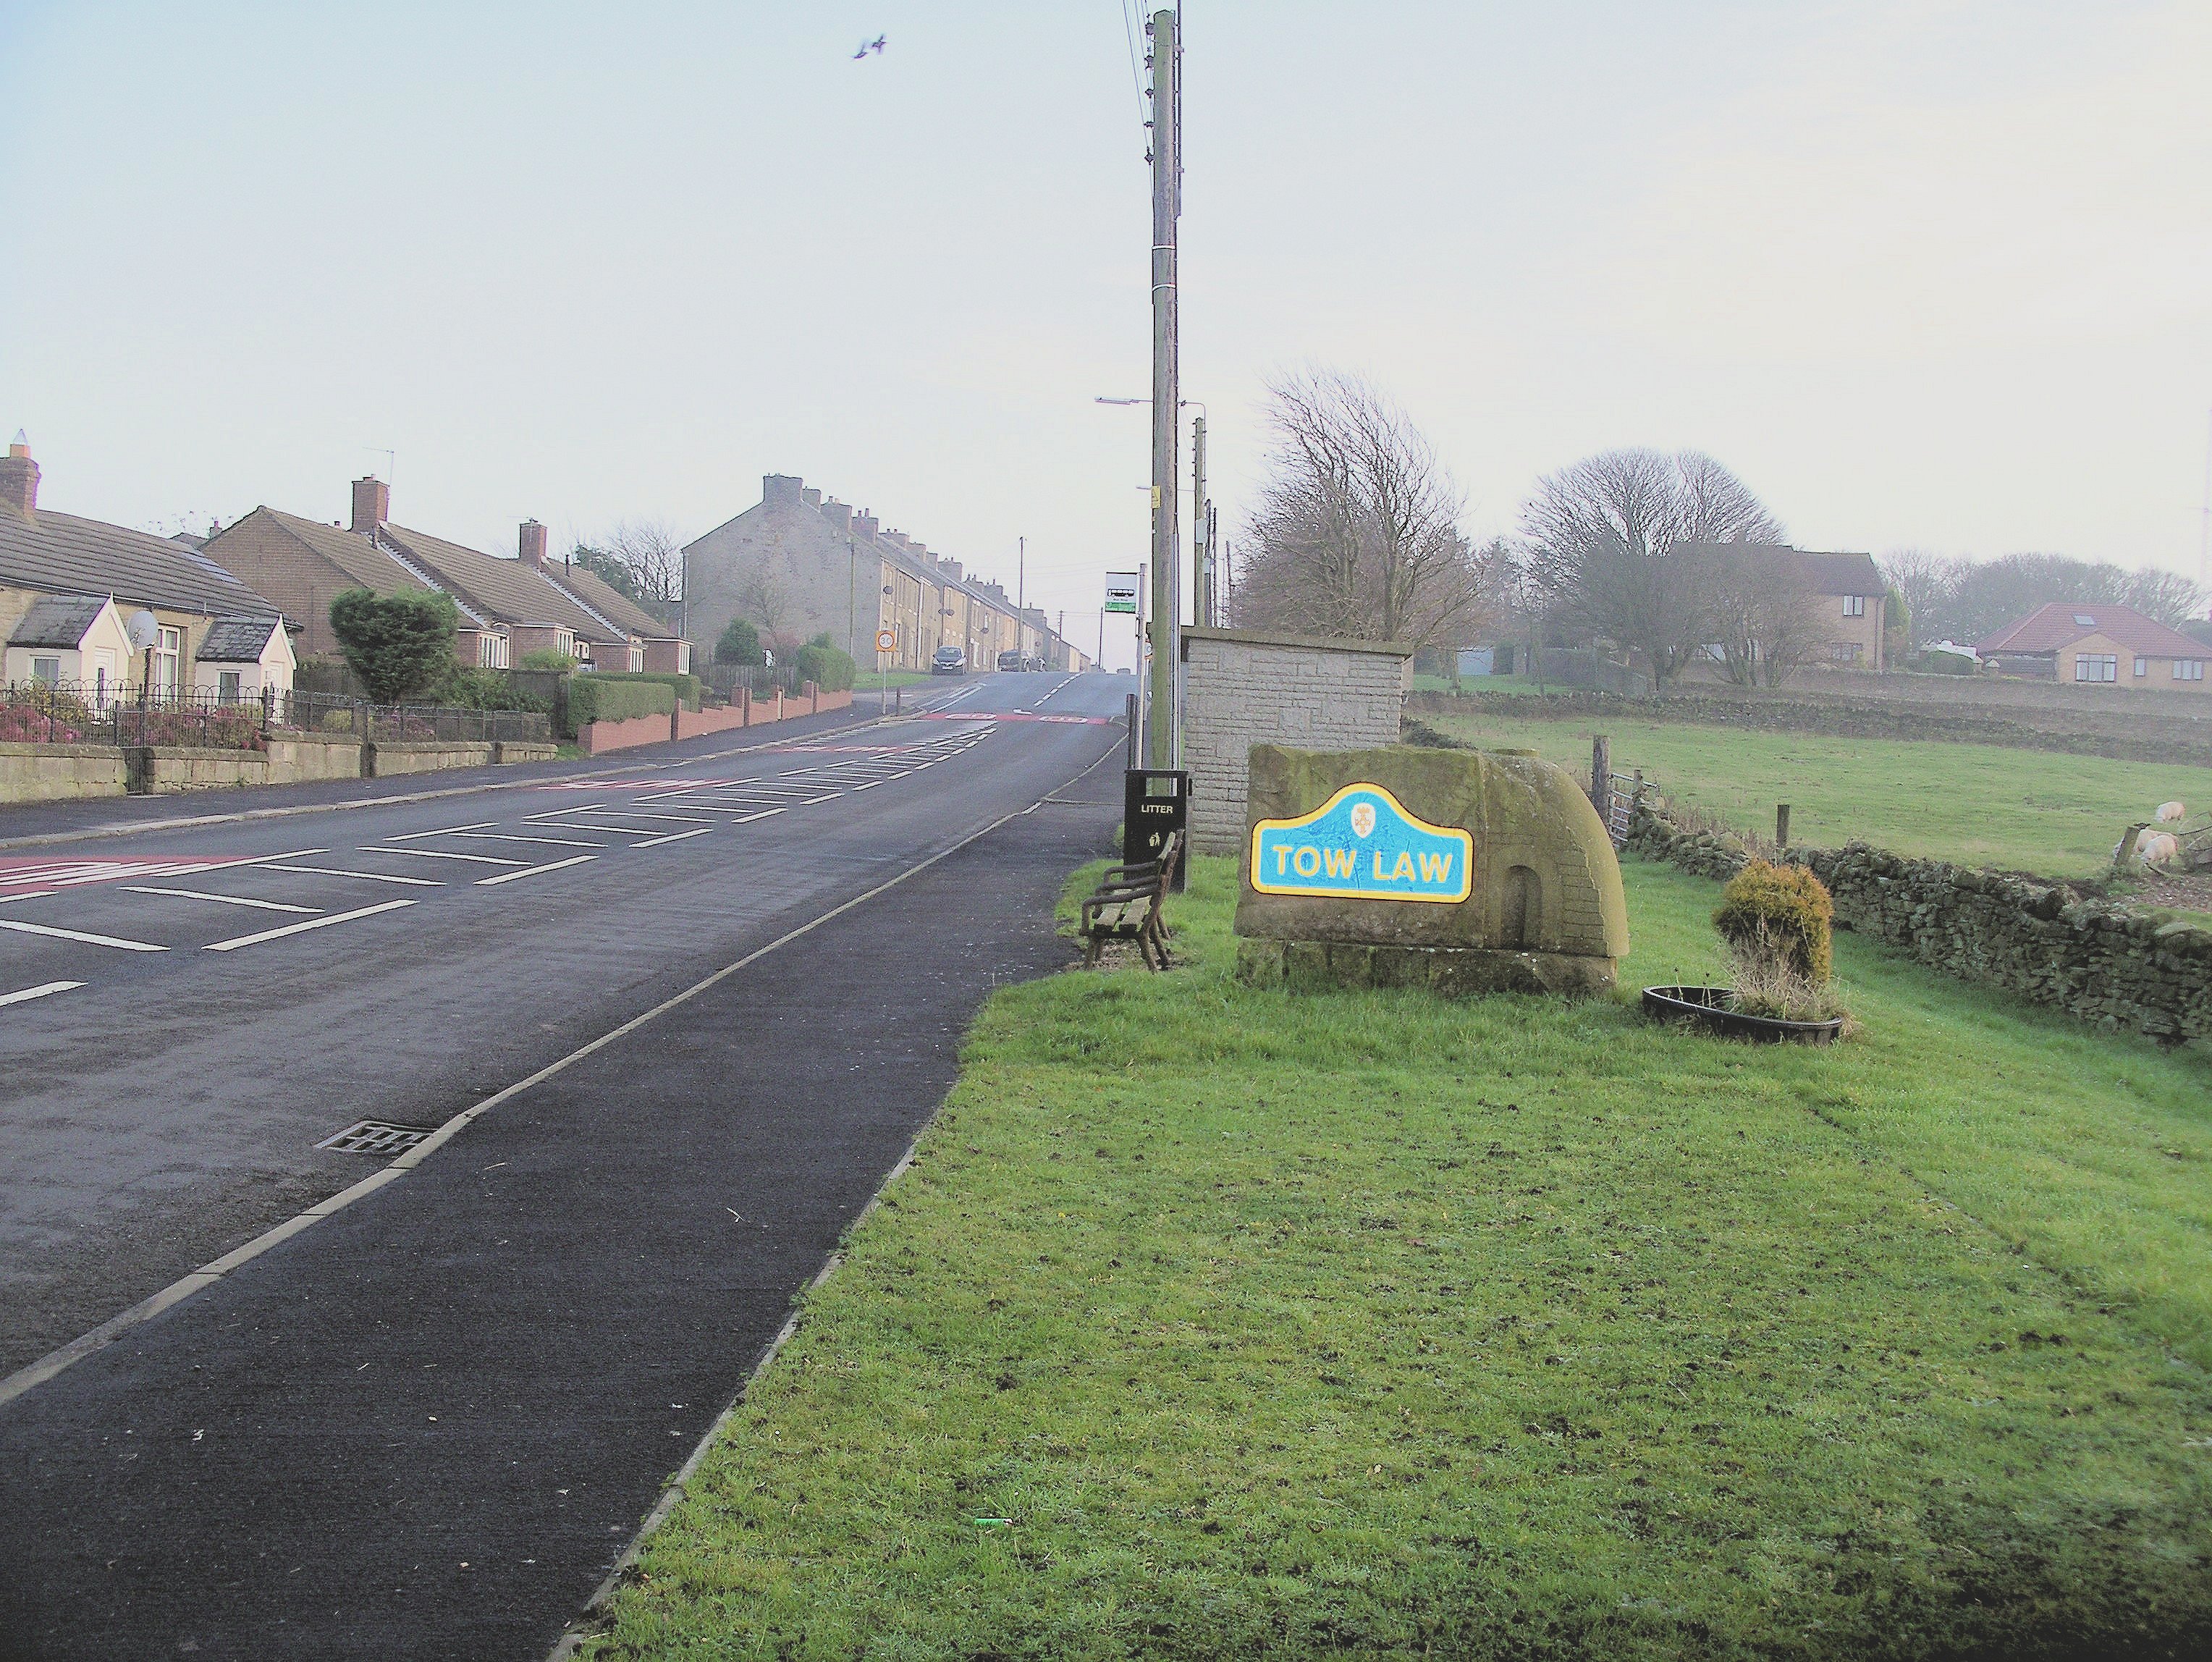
[351,475,389,533]
[0,431,38,516]
[518,519,547,570]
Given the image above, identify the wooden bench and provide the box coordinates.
[1081,831,1181,971]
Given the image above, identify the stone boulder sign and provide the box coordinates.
[1234,743,1629,995]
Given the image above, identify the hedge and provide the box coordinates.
[794,641,856,693]
[589,670,702,712]
[565,676,675,731]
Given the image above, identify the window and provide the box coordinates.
[2135,657,2150,678]
[218,670,242,704]
[30,656,59,684]
[2073,614,2098,628]
[154,626,182,696]
[2178,659,2206,682]
[476,631,509,668]
[2074,653,2118,683]
[1841,594,1866,617]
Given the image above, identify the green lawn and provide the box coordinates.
[584,857,2212,1661]
[1419,708,2212,879]
[1411,673,1554,696]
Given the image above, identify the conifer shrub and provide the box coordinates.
[1714,860,1845,1022]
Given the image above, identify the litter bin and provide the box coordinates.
[1123,768,1189,892]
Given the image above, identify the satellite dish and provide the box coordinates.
[126,609,160,651]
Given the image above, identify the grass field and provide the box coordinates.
[1419,707,2212,879]
[583,857,2212,1661]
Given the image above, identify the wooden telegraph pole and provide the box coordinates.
[1146,7,1181,766]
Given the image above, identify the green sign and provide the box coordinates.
[1249,783,1473,904]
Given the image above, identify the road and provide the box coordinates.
[0,669,1128,1661]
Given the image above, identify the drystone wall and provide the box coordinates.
[1624,803,2212,1045]
[1406,688,2212,767]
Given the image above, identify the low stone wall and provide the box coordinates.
[1409,686,2212,767]
[365,741,494,777]
[492,740,558,764]
[1624,803,2212,1045]
[127,746,269,793]
[0,742,129,803]
[266,735,362,783]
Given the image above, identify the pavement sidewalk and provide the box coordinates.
[0,696,897,849]
[0,773,1118,1661]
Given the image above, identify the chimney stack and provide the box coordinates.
[351,475,389,533]
[0,431,38,516]
[518,519,547,570]
[763,473,804,509]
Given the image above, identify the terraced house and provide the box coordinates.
[0,434,292,702]
[203,476,690,673]
[683,474,1088,673]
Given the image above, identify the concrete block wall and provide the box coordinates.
[1181,629,1414,854]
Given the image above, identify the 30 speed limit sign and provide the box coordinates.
[874,628,898,654]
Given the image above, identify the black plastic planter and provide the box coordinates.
[1641,984,1844,1045]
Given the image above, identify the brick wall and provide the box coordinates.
[1181,627,1413,853]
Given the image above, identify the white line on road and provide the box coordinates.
[0,979,85,1008]
[449,832,608,848]
[203,898,416,953]
[121,886,323,915]
[379,820,505,843]
[363,847,527,866]
[475,854,598,886]
[0,919,168,951]
[805,792,844,803]
[528,808,714,825]
[0,890,59,903]
[731,808,786,823]
[630,827,712,848]
[262,864,444,887]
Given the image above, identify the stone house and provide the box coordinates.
[0,434,288,701]
[1678,543,1891,670]
[1977,602,2212,691]
[203,477,685,672]
[683,474,1086,672]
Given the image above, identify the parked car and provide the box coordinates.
[997,649,1024,671]
[932,646,967,675]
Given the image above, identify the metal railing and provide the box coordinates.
[0,680,551,749]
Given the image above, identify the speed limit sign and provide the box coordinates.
[874,628,898,654]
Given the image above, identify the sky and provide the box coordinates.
[4,0,2208,667]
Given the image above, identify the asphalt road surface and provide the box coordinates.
[0,668,1129,1661]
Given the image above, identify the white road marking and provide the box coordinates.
[631,827,712,848]
[731,808,785,823]
[203,898,416,953]
[0,920,168,952]
[475,854,598,886]
[379,820,504,843]
[528,808,713,825]
[448,831,608,848]
[363,847,527,866]
[0,979,85,1008]
[121,886,323,915]
[805,792,844,803]
[852,781,882,790]
[0,891,59,904]
[262,864,444,887]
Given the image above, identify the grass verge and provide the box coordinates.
[586,857,2212,1660]
[1417,708,2212,879]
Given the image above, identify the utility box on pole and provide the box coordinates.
[1125,767,1190,891]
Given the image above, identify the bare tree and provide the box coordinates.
[1231,370,1487,649]
[1705,548,1828,687]
[1519,449,1784,686]
[1877,549,1961,648]
[607,518,684,609]
[735,554,794,646]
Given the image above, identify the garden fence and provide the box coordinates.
[0,680,550,749]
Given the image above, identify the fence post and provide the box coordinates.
[1776,803,1791,850]
[1590,734,1610,809]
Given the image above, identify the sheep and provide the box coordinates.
[2155,801,2186,823]
[2137,831,2181,866]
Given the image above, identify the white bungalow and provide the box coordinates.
[190,615,296,704]
[4,593,133,706]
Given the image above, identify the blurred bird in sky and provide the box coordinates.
[852,35,886,59]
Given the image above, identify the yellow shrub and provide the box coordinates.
[1714,859,1834,984]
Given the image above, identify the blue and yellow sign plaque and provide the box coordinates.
[1249,783,1474,904]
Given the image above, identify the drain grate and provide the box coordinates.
[316,1119,436,1155]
